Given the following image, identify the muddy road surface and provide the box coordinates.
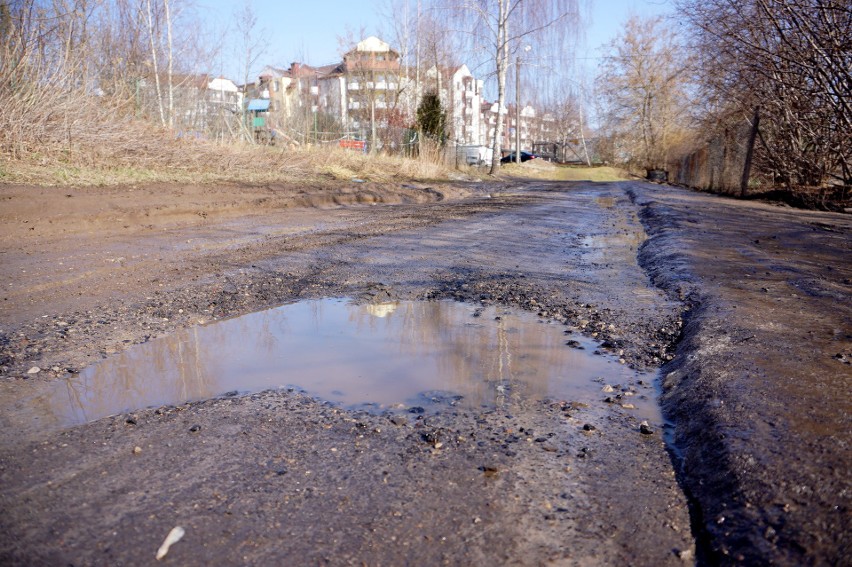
[0,179,848,565]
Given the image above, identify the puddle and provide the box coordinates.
[580,233,644,265]
[3,299,661,433]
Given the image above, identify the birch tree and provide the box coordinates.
[145,0,166,126]
[439,0,581,174]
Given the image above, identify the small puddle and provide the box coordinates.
[580,233,644,265]
[4,299,661,434]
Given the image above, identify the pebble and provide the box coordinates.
[133,446,142,454]
[189,424,201,433]
[389,415,408,426]
[602,384,615,393]
[639,421,654,435]
[479,465,499,477]
[27,366,40,375]
[582,423,596,431]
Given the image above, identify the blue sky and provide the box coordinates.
[200,0,675,85]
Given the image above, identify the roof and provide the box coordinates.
[344,36,400,58]
[247,99,270,111]
[356,36,391,53]
[207,77,238,92]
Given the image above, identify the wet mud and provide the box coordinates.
[629,185,851,565]
[0,177,847,564]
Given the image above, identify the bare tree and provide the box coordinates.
[0,0,222,161]
[164,0,174,128]
[438,0,581,174]
[378,0,417,118]
[549,87,591,165]
[145,0,166,126]
[677,0,851,189]
[234,0,267,98]
[595,15,694,173]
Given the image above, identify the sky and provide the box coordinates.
[199,0,675,88]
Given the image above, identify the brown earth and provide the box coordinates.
[0,178,848,565]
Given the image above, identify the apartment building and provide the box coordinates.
[424,64,484,146]
[250,36,560,155]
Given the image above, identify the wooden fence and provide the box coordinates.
[669,119,754,195]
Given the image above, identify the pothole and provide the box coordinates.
[5,299,661,433]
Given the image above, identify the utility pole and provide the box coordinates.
[515,45,530,164]
[515,54,521,163]
[370,95,377,154]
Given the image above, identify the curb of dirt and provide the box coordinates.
[626,184,719,565]
[627,182,850,565]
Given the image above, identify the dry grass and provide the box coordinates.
[0,79,460,187]
[0,122,458,187]
[499,161,628,182]
[0,90,612,188]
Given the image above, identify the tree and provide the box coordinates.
[234,0,267,102]
[146,0,167,126]
[416,91,446,142]
[549,87,591,165]
[438,0,581,174]
[595,15,693,172]
[0,0,221,158]
[677,0,851,188]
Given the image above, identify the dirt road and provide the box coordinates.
[0,178,848,565]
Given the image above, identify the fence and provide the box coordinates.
[669,120,753,194]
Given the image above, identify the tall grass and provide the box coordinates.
[0,127,460,187]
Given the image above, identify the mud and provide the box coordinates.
[0,177,848,564]
[629,185,851,565]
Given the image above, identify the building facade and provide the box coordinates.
[249,36,563,156]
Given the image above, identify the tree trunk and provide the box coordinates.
[740,106,760,198]
[489,0,509,175]
[164,0,173,129]
[145,0,165,127]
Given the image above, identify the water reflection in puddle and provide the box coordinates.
[7,299,660,432]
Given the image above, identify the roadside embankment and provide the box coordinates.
[629,182,851,565]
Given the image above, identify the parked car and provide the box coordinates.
[462,145,494,166]
[501,151,539,163]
